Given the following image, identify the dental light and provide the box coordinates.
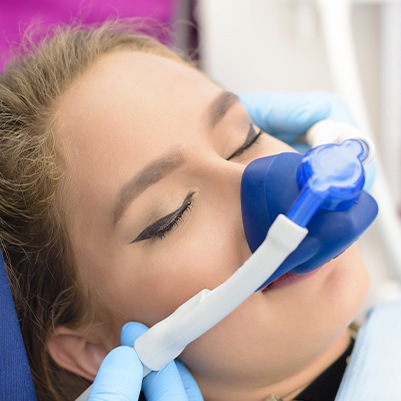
[76,120,378,401]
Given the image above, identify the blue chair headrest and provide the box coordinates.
[0,252,37,400]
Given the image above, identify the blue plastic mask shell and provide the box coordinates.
[241,152,378,288]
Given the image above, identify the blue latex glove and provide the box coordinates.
[239,91,375,190]
[239,91,357,145]
[88,322,203,401]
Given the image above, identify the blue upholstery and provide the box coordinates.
[0,253,37,400]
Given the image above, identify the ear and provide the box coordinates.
[47,326,110,381]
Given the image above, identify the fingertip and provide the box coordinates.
[143,361,187,400]
[120,322,148,346]
[363,161,376,192]
[175,361,204,400]
[296,98,331,131]
[99,346,141,372]
[89,346,143,401]
[175,360,196,385]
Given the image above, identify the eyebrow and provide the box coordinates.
[113,91,238,226]
[113,150,186,226]
[206,91,239,128]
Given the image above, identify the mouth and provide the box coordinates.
[261,269,320,292]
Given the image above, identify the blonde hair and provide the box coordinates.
[0,20,185,401]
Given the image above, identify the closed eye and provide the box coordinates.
[227,124,263,161]
[131,192,194,242]
[131,124,261,243]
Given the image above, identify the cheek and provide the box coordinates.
[120,210,249,327]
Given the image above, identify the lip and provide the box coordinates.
[262,269,320,292]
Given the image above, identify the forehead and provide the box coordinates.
[59,50,220,118]
[54,50,223,222]
[56,50,222,153]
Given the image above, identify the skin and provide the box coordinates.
[52,51,370,401]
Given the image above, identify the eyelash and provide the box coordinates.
[154,200,193,240]
[133,125,262,242]
[227,125,263,161]
[132,193,194,243]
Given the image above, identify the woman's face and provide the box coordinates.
[56,51,369,400]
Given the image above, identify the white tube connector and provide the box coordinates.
[306,119,375,165]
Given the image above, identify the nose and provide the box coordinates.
[196,152,247,198]
[195,154,250,245]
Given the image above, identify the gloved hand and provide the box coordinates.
[239,90,375,190]
[88,322,203,401]
[239,91,357,146]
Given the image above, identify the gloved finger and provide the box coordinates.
[175,360,204,401]
[363,162,376,192]
[120,321,148,347]
[239,91,331,141]
[239,91,358,140]
[142,361,189,401]
[121,322,203,401]
[88,346,142,401]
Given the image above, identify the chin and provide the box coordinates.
[266,243,370,335]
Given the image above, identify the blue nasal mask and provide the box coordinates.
[77,121,379,401]
[241,138,378,289]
